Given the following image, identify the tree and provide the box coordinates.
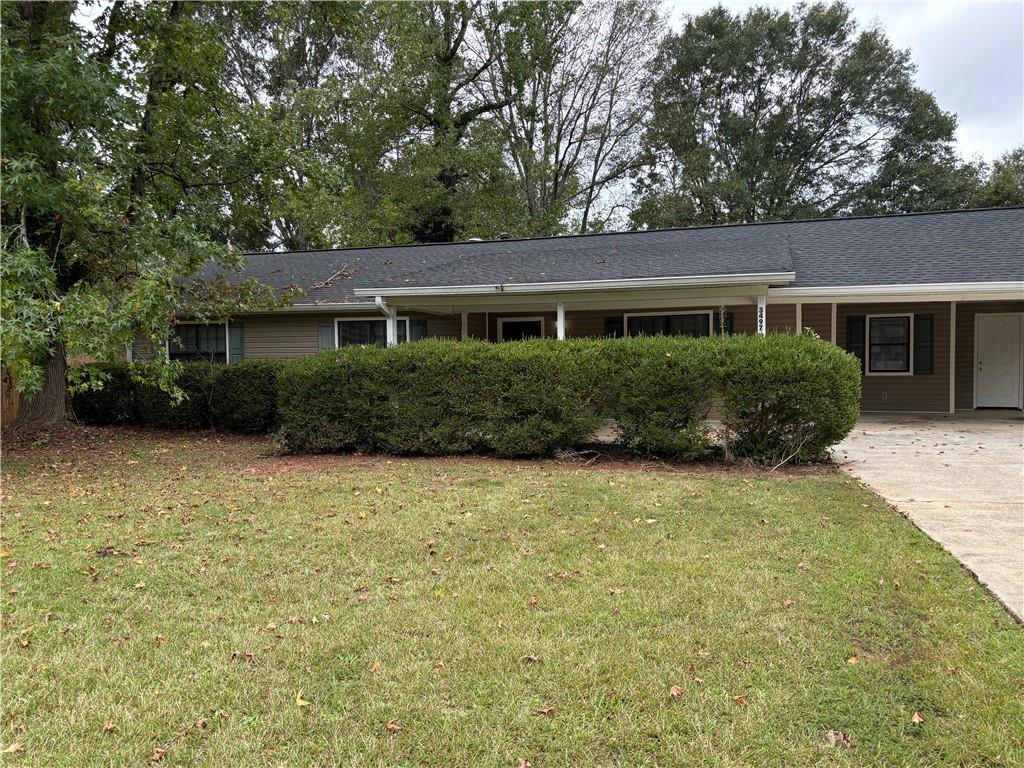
[972,148,1024,208]
[631,2,972,229]
[484,0,661,235]
[0,1,294,428]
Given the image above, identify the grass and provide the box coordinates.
[1,427,1022,767]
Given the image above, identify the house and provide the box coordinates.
[140,207,1024,413]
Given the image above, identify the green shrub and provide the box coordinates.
[277,340,601,457]
[134,362,217,429]
[717,333,862,464]
[210,359,285,433]
[70,363,136,425]
[591,336,719,460]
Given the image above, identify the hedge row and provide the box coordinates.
[71,359,283,433]
[72,334,861,463]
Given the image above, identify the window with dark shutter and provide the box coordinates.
[868,316,911,373]
[914,314,934,375]
[845,315,866,374]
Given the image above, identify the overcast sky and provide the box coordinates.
[666,0,1024,163]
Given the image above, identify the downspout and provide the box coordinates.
[375,296,399,347]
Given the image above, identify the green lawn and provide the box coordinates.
[2,428,1021,767]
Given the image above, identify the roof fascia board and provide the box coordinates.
[768,281,1024,302]
[353,271,795,297]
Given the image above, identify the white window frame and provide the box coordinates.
[334,315,410,348]
[622,309,715,337]
[496,316,545,342]
[166,321,230,364]
[865,313,914,377]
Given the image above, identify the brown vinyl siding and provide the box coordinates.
[425,315,461,339]
[766,304,796,333]
[836,302,950,412]
[954,301,1024,410]
[800,303,833,340]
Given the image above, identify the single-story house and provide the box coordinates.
[136,207,1024,413]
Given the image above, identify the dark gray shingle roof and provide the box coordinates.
[206,207,1023,305]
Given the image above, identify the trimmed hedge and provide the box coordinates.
[71,334,861,464]
[72,359,282,433]
[276,339,601,457]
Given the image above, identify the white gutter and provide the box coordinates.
[353,271,796,297]
[768,281,1024,298]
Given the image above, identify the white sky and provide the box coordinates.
[665,0,1024,163]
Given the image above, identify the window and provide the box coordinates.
[497,317,544,341]
[624,311,712,338]
[169,323,226,363]
[867,315,912,374]
[335,317,426,347]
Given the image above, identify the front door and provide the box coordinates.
[976,314,1023,408]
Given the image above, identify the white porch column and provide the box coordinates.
[756,295,767,336]
[461,312,468,341]
[375,296,399,347]
[556,302,566,340]
[949,301,957,413]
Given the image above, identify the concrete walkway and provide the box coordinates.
[836,412,1024,621]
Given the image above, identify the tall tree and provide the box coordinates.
[631,2,972,229]
[1,1,292,427]
[485,0,661,235]
[972,148,1024,208]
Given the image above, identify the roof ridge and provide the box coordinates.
[241,206,1024,258]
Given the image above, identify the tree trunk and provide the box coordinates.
[10,345,71,430]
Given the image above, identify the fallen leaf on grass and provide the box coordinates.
[911,711,924,724]
[2,741,24,754]
[295,692,310,708]
[154,635,166,646]
[369,661,382,672]
[824,729,852,748]
[385,719,402,733]
[102,721,117,734]
[528,596,538,607]
[531,706,556,716]
[732,695,748,705]
[669,685,684,699]
[149,747,167,762]
[847,655,859,665]
[522,654,541,664]
[782,598,795,608]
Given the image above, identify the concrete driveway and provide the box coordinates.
[836,412,1024,621]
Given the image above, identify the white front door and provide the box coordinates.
[976,314,1023,408]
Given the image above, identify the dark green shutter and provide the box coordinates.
[712,311,734,336]
[914,314,934,375]
[845,315,866,374]
[318,322,335,351]
[228,323,244,364]
[604,316,624,338]
[409,318,428,342]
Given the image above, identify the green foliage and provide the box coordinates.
[718,333,862,464]
[632,2,974,228]
[209,359,286,433]
[276,336,860,463]
[972,147,1024,208]
[591,336,720,460]
[134,363,218,430]
[277,340,600,457]
[69,364,136,426]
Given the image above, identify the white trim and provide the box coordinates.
[865,313,914,377]
[769,281,1024,300]
[333,315,410,348]
[166,320,228,363]
[556,303,566,340]
[496,316,545,342]
[623,309,715,337]
[948,301,956,413]
[354,271,796,297]
[973,312,1024,409]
